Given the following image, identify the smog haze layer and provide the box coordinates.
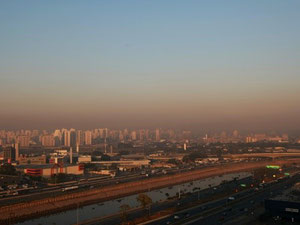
[0,1,299,132]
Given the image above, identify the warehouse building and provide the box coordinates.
[17,164,84,177]
[265,182,300,222]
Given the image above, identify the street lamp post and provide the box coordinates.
[77,202,79,225]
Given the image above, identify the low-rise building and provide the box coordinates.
[78,155,92,163]
[18,155,46,165]
[17,164,84,177]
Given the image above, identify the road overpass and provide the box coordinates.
[227,153,300,159]
[90,160,150,166]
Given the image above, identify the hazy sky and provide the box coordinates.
[0,1,299,131]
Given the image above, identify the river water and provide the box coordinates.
[17,171,251,225]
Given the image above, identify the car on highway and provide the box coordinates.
[174,215,180,220]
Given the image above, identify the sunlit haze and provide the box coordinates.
[1,1,300,132]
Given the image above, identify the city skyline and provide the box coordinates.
[1,1,300,131]
[2,2,300,225]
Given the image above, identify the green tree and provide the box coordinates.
[137,193,152,208]
[182,152,207,163]
[137,193,152,217]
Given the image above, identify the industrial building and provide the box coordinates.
[18,155,46,165]
[17,164,84,177]
[265,182,300,222]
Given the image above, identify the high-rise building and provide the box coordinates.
[233,130,239,138]
[145,129,149,140]
[53,129,62,146]
[63,129,76,147]
[3,146,16,162]
[123,129,129,140]
[76,130,84,145]
[131,131,137,141]
[155,128,160,141]
[32,130,39,137]
[139,130,144,141]
[99,129,104,138]
[14,143,19,160]
[64,130,71,146]
[17,135,30,147]
[41,135,55,147]
[70,129,76,147]
[119,130,124,141]
[84,131,92,145]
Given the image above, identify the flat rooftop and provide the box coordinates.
[16,164,78,169]
[271,183,300,202]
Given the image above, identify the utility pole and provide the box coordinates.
[77,202,79,225]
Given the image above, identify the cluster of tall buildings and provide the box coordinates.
[203,130,290,143]
[0,128,193,148]
[0,128,293,149]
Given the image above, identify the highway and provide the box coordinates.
[0,160,279,206]
[76,173,299,225]
[77,175,254,225]
[0,166,201,206]
[0,173,145,206]
[1,160,298,224]
[144,174,298,225]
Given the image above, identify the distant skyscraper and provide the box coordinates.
[3,146,16,162]
[99,129,104,138]
[139,130,144,141]
[32,130,39,137]
[145,130,149,140]
[14,143,19,160]
[41,135,55,146]
[53,129,62,146]
[70,129,76,147]
[119,130,124,141]
[131,131,137,141]
[76,130,84,145]
[17,135,30,147]
[64,129,76,147]
[84,131,92,145]
[233,130,239,138]
[155,129,160,141]
[64,130,71,146]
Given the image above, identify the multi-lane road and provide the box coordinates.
[0,166,199,206]
[1,161,298,225]
[145,174,298,225]
[76,173,299,225]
